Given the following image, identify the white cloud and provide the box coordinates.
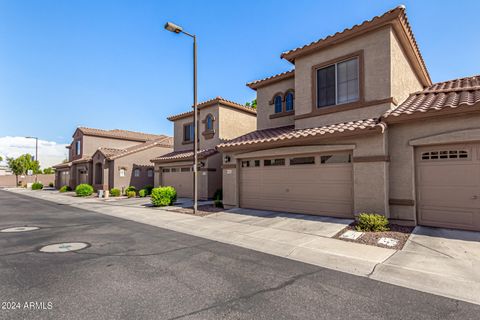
[0,136,68,168]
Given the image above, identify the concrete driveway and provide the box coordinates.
[372,226,480,303]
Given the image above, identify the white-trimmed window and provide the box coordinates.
[134,168,140,177]
[317,57,359,108]
[119,168,126,177]
[421,150,469,160]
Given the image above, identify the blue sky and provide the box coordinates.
[1,0,479,148]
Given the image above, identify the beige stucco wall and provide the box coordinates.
[218,105,257,141]
[390,29,424,106]
[388,113,480,223]
[172,116,195,152]
[255,77,295,130]
[294,27,391,127]
[111,145,172,192]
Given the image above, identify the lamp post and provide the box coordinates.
[164,22,198,214]
[25,136,38,182]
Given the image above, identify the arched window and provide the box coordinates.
[285,91,294,111]
[274,95,282,113]
[205,114,213,131]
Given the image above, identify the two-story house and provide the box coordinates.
[151,97,256,199]
[217,6,480,232]
[53,127,173,192]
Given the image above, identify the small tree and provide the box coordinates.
[43,167,54,174]
[7,157,25,186]
[245,99,257,109]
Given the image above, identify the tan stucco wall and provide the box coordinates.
[388,113,480,222]
[72,133,140,160]
[390,29,424,106]
[173,116,195,152]
[294,27,391,126]
[218,105,257,141]
[111,145,172,191]
[255,77,295,130]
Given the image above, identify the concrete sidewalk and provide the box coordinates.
[5,188,480,305]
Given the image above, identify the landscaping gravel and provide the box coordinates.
[334,224,414,250]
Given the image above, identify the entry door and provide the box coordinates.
[239,153,353,218]
[416,144,480,231]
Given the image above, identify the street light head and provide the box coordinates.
[164,22,182,34]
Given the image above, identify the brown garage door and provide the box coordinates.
[239,153,353,218]
[416,144,480,231]
[162,167,193,198]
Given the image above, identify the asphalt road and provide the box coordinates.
[0,190,479,320]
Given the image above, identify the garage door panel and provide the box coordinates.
[416,144,480,231]
[240,154,353,218]
[163,171,193,198]
[418,163,479,186]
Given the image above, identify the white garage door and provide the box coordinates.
[416,144,480,231]
[162,167,193,198]
[240,153,353,218]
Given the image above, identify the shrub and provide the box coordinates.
[138,189,147,197]
[125,186,136,195]
[355,213,390,232]
[31,182,43,190]
[75,184,94,197]
[59,185,71,193]
[48,182,54,188]
[127,191,136,198]
[151,186,177,207]
[144,185,154,195]
[110,188,121,197]
[214,199,223,208]
[213,188,223,201]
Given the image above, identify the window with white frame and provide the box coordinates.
[316,57,359,108]
[119,168,126,177]
[134,168,140,177]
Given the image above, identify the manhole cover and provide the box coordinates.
[39,242,89,253]
[1,226,40,233]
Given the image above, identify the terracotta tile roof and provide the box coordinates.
[217,118,384,150]
[97,136,173,160]
[52,161,72,169]
[280,5,431,86]
[247,70,295,90]
[383,75,480,120]
[167,97,256,121]
[151,148,218,163]
[77,127,167,142]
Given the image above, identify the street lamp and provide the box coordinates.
[164,21,198,214]
[25,136,38,181]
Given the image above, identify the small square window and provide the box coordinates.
[171,168,178,172]
[134,168,141,177]
[147,169,153,177]
[241,160,250,168]
[254,160,260,167]
[162,168,170,173]
[119,168,126,177]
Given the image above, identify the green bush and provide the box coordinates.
[48,182,54,188]
[59,185,71,192]
[125,186,136,195]
[138,189,147,197]
[213,188,223,201]
[31,182,43,190]
[75,184,94,197]
[127,191,136,198]
[110,188,121,197]
[214,199,223,208]
[355,213,390,232]
[144,185,154,195]
[151,186,177,207]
